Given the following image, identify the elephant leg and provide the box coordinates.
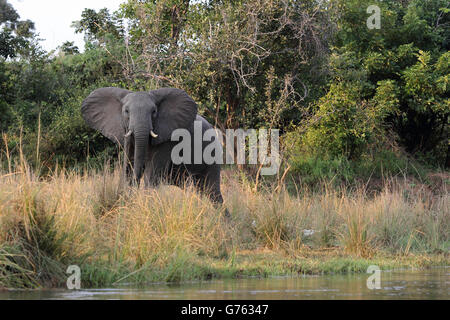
[206,185,231,219]
[121,137,134,187]
[193,166,230,219]
[143,163,162,188]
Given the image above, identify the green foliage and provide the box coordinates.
[300,83,385,160]
[288,155,354,186]
[288,0,449,176]
[0,0,36,59]
[287,149,429,187]
[1,43,126,168]
[0,0,448,179]
[59,41,80,55]
[73,8,124,45]
[115,0,332,129]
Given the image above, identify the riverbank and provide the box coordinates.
[80,249,448,287]
[0,165,448,288]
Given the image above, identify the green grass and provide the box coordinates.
[77,250,448,287]
[287,150,436,189]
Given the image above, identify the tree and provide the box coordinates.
[72,8,124,46]
[0,0,35,59]
[100,0,333,132]
[302,0,449,165]
[59,41,80,55]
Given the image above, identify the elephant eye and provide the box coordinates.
[152,110,157,118]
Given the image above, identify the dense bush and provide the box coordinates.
[0,0,448,181]
[288,0,449,179]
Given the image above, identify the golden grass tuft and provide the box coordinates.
[0,159,448,288]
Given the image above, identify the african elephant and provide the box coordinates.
[81,87,226,207]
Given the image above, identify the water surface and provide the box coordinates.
[1,267,448,300]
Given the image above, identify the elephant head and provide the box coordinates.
[81,87,198,183]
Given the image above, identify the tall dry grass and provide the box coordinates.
[0,156,448,288]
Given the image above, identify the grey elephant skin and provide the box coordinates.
[81,87,225,205]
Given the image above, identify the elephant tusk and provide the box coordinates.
[150,130,158,138]
[125,130,132,138]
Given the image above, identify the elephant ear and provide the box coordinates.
[81,87,131,146]
[150,88,198,145]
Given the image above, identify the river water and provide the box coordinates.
[1,267,448,300]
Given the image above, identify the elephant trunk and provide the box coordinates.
[133,125,150,185]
